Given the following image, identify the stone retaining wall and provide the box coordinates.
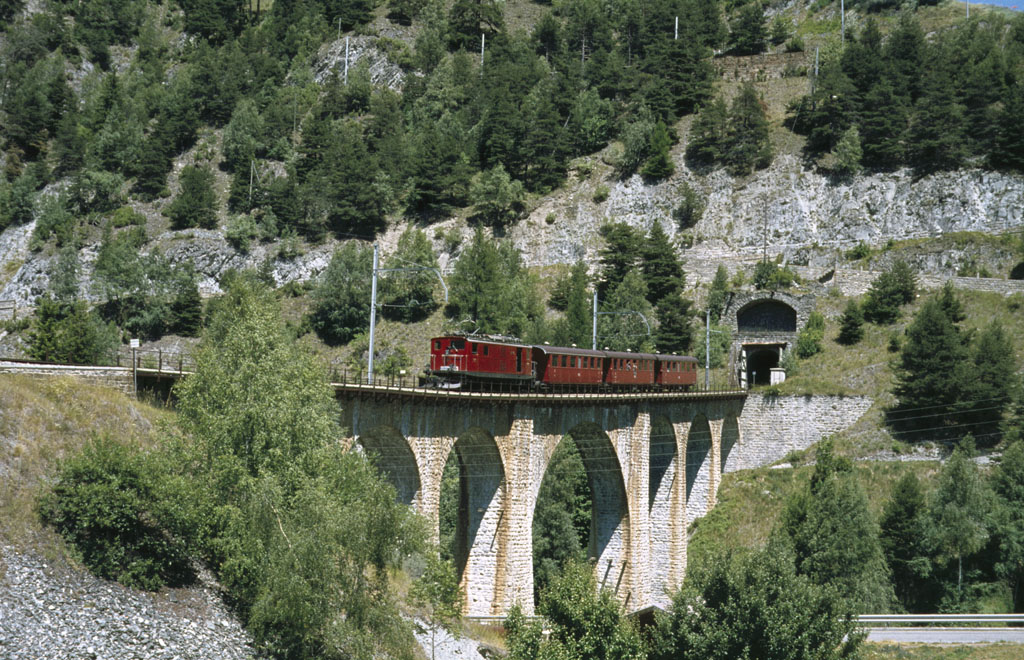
[733,394,874,471]
[0,361,133,395]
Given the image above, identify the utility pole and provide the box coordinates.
[675,16,678,40]
[368,244,379,383]
[592,291,598,350]
[841,0,845,45]
[481,33,485,68]
[706,309,711,390]
[966,0,970,18]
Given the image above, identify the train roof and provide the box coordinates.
[432,334,526,346]
[532,344,605,357]
[658,354,699,362]
[603,350,659,360]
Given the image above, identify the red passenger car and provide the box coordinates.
[533,345,605,389]
[656,354,699,390]
[427,335,533,388]
[603,351,657,388]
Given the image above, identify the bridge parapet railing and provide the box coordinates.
[115,348,196,375]
[327,368,746,400]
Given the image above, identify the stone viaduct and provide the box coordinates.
[340,387,746,617]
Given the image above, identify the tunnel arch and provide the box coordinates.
[737,299,797,333]
[686,414,712,525]
[438,427,506,615]
[355,425,420,506]
[747,347,780,386]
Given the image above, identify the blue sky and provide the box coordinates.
[972,0,1022,10]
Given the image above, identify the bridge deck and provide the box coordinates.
[331,381,747,403]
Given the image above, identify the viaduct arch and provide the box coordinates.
[346,392,744,616]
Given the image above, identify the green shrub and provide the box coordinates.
[845,242,871,261]
[37,436,193,591]
[592,185,610,203]
[796,311,825,358]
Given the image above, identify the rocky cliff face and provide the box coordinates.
[509,153,1024,271]
[2,145,1022,311]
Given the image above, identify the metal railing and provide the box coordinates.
[116,348,196,374]
[858,614,1024,626]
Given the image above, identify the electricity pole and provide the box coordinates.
[368,244,379,383]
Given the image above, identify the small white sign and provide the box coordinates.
[129,338,140,349]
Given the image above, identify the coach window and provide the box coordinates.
[570,356,576,368]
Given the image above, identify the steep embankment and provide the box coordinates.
[0,375,257,659]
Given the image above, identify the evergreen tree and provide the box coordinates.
[598,270,653,352]
[991,82,1024,172]
[880,472,937,612]
[531,437,591,600]
[908,47,967,171]
[596,222,643,299]
[706,264,730,324]
[654,288,693,354]
[640,121,675,180]
[309,243,373,346]
[832,125,863,176]
[469,164,525,226]
[930,438,992,602]
[380,227,440,322]
[725,82,772,175]
[859,79,908,168]
[729,2,766,55]
[994,441,1024,612]
[170,281,204,337]
[862,260,916,324]
[651,538,862,660]
[27,295,118,365]
[641,223,684,306]
[778,439,895,613]
[963,321,1016,447]
[560,261,593,348]
[686,96,728,166]
[222,99,265,174]
[890,296,971,441]
[166,165,218,229]
[837,299,864,345]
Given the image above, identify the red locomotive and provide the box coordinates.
[426,334,698,391]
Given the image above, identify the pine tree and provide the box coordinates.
[880,472,937,612]
[729,3,766,55]
[963,321,1015,447]
[596,222,643,299]
[599,270,653,352]
[166,165,217,229]
[930,438,992,601]
[309,243,373,346]
[837,299,864,345]
[686,96,728,165]
[640,121,675,180]
[994,441,1024,612]
[654,288,693,354]
[562,262,592,348]
[380,227,441,322]
[832,125,863,176]
[171,282,203,337]
[908,46,967,171]
[706,264,730,324]
[862,260,916,324]
[890,296,971,441]
[859,79,908,168]
[724,82,772,175]
[777,439,895,612]
[641,222,684,305]
[991,82,1024,172]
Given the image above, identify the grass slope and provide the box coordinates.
[0,375,174,549]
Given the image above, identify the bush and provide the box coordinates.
[38,436,193,591]
[796,311,825,358]
[592,185,610,203]
[673,182,705,230]
[837,299,864,345]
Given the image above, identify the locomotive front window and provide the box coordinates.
[434,340,441,350]
[451,339,465,350]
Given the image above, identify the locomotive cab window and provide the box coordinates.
[452,339,465,350]
[484,345,489,356]
[434,340,441,350]
[471,343,478,354]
